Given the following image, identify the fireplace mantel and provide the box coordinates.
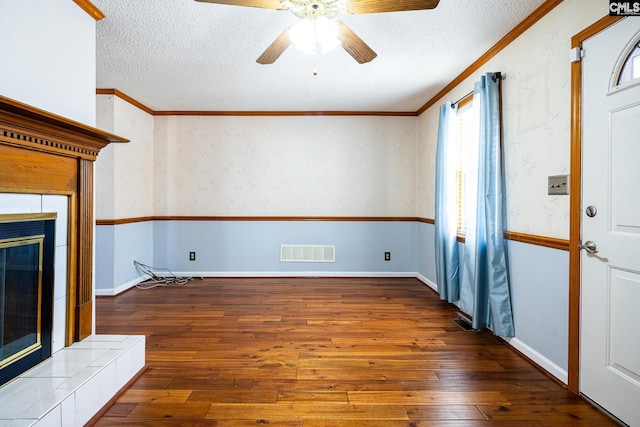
[0,95,128,345]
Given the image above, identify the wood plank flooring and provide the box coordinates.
[93,277,618,426]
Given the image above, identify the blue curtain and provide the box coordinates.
[435,101,460,303]
[459,72,514,336]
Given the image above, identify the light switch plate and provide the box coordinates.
[548,175,569,195]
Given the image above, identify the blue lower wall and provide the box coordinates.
[153,220,418,275]
[416,221,437,287]
[506,239,569,375]
[95,221,154,294]
[95,226,115,292]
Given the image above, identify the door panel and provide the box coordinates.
[581,17,640,426]
[609,268,640,381]
[611,103,640,232]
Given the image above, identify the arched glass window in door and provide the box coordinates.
[617,40,640,85]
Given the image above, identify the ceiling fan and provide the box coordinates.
[195,0,440,64]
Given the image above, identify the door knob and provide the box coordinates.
[578,240,598,254]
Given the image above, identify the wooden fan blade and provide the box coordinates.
[336,21,377,64]
[195,0,284,10]
[256,27,292,64]
[346,0,439,14]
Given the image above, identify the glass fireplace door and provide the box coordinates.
[0,236,43,370]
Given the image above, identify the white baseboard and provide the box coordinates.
[168,271,419,278]
[416,273,438,291]
[97,272,419,296]
[95,274,150,296]
[504,336,568,384]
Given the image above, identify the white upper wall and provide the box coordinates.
[96,101,419,219]
[152,115,417,217]
[96,95,154,219]
[417,0,608,239]
[0,0,96,126]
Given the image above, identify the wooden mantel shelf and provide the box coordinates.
[0,95,128,160]
[0,95,126,345]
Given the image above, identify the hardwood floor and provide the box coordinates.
[94,277,618,426]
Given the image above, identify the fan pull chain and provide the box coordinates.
[312,35,319,75]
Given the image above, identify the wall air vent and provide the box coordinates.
[280,244,335,263]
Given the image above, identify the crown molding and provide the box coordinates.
[416,0,564,115]
[96,89,415,117]
[73,0,105,21]
[96,89,155,115]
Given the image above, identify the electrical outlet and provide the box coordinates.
[384,252,391,261]
[189,251,196,261]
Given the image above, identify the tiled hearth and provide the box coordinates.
[0,335,145,427]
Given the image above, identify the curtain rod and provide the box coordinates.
[451,90,473,108]
[450,72,505,108]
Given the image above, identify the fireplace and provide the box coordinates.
[0,214,55,387]
[0,95,127,350]
[0,96,139,423]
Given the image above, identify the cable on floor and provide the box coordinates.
[133,259,194,289]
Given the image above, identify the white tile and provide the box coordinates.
[68,340,116,350]
[19,390,69,420]
[6,420,36,427]
[89,350,123,368]
[74,363,117,426]
[116,339,146,388]
[111,335,145,351]
[23,349,109,378]
[31,406,61,427]
[53,248,67,301]
[0,377,66,419]
[83,335,130,343]
[56,367,102,391]
[52,298,66,354]
[41,195,68,248]
[60,395,76,427]
[0,193,42,214]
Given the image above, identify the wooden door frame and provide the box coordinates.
[568,14,624,393]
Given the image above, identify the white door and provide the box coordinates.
[581,17,640,427]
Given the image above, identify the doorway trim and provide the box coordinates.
[568,14,624,393]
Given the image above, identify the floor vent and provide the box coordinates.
[280,244,335,263]
[453,317,476,332]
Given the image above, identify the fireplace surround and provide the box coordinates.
[0,95,127,368]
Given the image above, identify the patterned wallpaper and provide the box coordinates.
[417,0,606,240]
[152,115,417,217]
[96,96,155,219]
[95,96,115,219]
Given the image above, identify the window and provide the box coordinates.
[454,95,480,236]
[617,41,640,85]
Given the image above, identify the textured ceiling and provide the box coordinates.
[94,0,547,112]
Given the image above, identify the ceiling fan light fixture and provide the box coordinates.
[289,19,316,54]
[198,0,440,65]
[315,16,340,53]
[289,16,339,54]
